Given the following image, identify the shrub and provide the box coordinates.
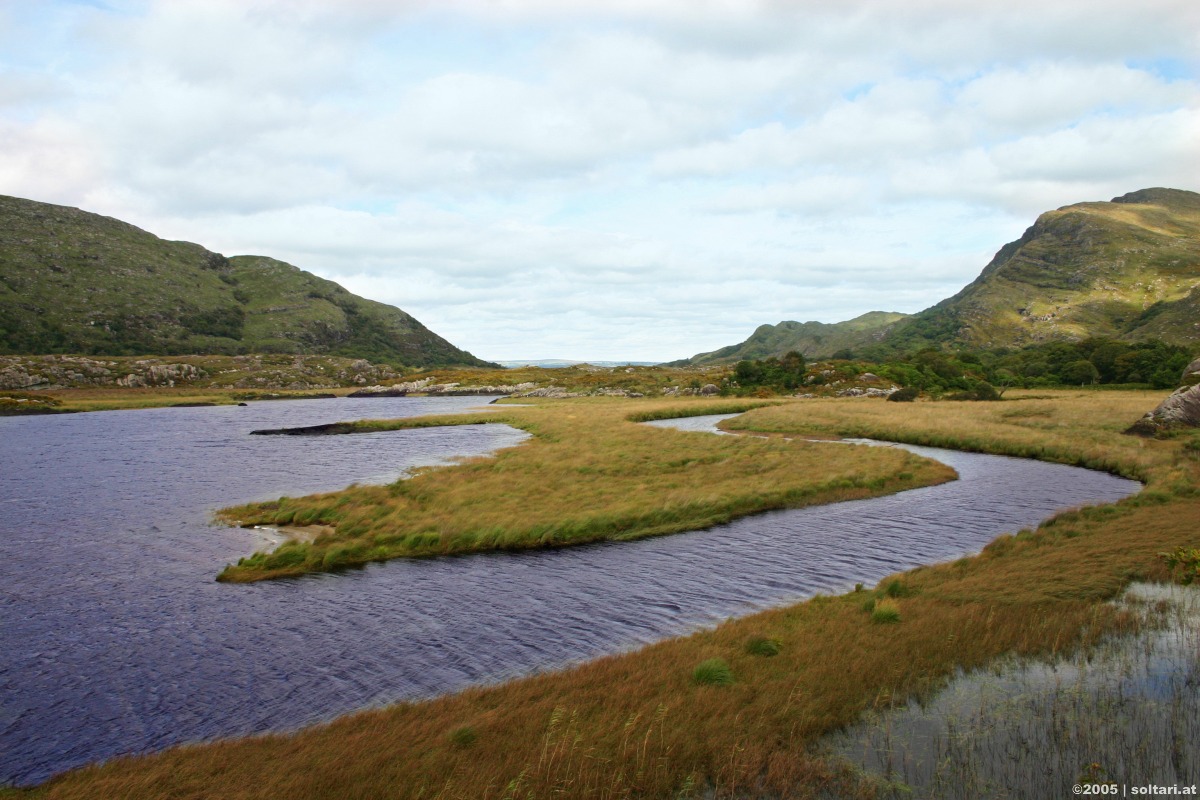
[887,387,920,402]
[1160,548,1200,585]
[871,599,901,624]
[745,637,782,657]
[692,658,734,686]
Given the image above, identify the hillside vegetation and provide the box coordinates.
[0,195,492,367]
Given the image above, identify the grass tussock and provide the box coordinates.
[29,389,1200,799]
[217,397,954,581]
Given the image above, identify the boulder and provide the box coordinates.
[1125,383,1200,436]
[1182,357,1200,387]
[700,384,720,395]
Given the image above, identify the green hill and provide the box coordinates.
[0,195,493,367]
[676,188,1200,365]
[884,187,1200,352]
[673,311,910,366]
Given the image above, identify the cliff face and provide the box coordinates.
[0,195,494,367]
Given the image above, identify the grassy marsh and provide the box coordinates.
[216,398,955,581]
[20,390,1200,799]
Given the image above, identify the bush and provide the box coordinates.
[887,387,920,402]
[1160,548,1200,585]
[745,637,782,657]
[692,658,734,686]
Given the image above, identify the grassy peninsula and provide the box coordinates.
[20,389,1199,799]
[216,398,956,581]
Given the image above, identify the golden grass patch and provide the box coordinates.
[217,397,955,580]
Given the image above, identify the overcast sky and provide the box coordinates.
[2,0,1198,362]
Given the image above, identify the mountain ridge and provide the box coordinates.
[0,195,493,368]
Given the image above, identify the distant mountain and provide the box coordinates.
[675,188,1200,365]
[883,187,1200,351]
[672,311,910,366]
[495,359,662,368]
[0,195,494,367]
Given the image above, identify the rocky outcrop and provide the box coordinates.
[1125,383,1200,436]
[836,386,898,398]
[1183,357,1200,387]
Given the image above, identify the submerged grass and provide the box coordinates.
[26,389,1200,799]
[216,397,954,581]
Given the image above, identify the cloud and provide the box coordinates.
[0,0,1198,360]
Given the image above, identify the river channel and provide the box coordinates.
[0,398,1140,785]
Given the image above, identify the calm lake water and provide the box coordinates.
[0,400,1139,785]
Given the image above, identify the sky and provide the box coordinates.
[1,0,1198,362]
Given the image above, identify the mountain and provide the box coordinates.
[0,195,494,367]
[883,187,1200,352]
[674,187,1200,365]
[494,360,662,368]
[673,311,910,366]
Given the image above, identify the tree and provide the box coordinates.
[1061,359,1100,385]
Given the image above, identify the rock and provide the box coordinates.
[860,372,882,382]
[348,385,408,398]
[836,386,896,398]
[700,384,720,395]
[1183,357,1200,387]
[1125,383,1200,436]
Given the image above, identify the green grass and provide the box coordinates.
[744,636,782,657]
[691,658,735,686]
[871,599,901,624]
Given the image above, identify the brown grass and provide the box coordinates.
[24,390,1200,800]
[217,398,955,581]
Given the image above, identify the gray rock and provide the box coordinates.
[700,383,720,395]
[1125,383,1200,436]
[1183,357,1200,386]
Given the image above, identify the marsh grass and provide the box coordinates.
[217,397,954,581]
[31,390,1200,799]
[870,600,901,624]
[745,636,783,657]
[829,583,1200,799]
[692,658,735,686]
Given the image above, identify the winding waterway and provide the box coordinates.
[0,399,1139,785]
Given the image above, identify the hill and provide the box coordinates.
[0,195,493,367]
[883,187,1200,352]
[674,188,1200,365]
[673,311,910,366]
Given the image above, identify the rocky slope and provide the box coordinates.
[0,195,493,367]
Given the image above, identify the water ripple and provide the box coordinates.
[0,403,1139,785]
